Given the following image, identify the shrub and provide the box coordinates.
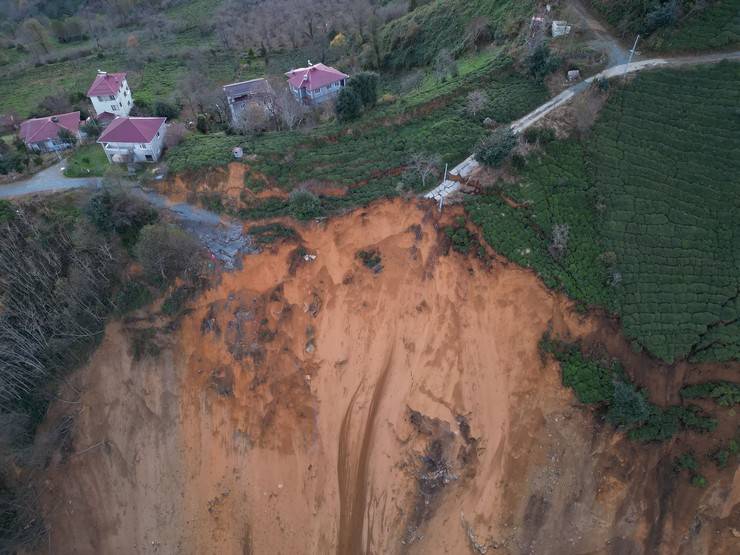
[673,452,698,473]
[690,474,708,488]
[681,382,740,407]
[607,380,650,428]
[347,72,379,108]
[153,100,180,119]
[526,43,562,81]
[336,88,363,122]
[357,249,382,270]
[80,119,102,139]
[196,114,208,133]
[114,280,152,314]
[134,223,201,285]
[474,127,516,167]
[523,126,556,145]
[248,223,298,245]
[85,189,158,248]
[445,222,474,255]
[559,348,615,404]
[288,189,323,221]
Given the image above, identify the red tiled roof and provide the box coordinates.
[98,117,166,144]
[19,112,81,144]
[285,63,348,91]
[96,111,117,123]
[87,72,127,96]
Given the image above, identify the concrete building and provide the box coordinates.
[285,62,349,105]
[98,117,167,163]
[87,71,133,117]
[19,111,81,152]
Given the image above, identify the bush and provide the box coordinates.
[248,223,298,245]
[347,72,379,108]
[445,222,474,255]
[134,223,201,285]
[80,119,102,139]
[114,280,152,314]
[559,348,616,404]
[288,189,324,221]
[681,382,740,407]
[526,43,562,81]
[357,249,382,270]
[690,474,708,488]
[335,88,363,122]
[474,127,517,167]
[673,452,698,473]
[153,100,180,119]
[607,380,650,428]
[85,189,158,248]
[523,126,556,145]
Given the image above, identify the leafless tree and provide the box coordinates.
[407,153,442,189]
[465,90,488,118]
[548,223,570,260]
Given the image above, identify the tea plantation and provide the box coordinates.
[469,62,740,363]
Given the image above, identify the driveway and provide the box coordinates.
[0,160,101,199]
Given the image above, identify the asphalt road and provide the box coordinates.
[0,160,101,199]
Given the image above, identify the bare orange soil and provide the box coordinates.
[38,199,739,554]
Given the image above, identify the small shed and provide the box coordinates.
[552,21,572,37]
[232,147,244,159]
[567,69,581,81]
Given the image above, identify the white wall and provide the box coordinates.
[90,78,133,117]
[102,123,166,163]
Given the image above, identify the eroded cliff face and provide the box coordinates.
[38,199,739,554]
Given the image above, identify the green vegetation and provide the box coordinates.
[63,144,108,177]
[710,439,739,469]
[357,248,382,270]
[474,127,516,167]
[469,63,740,363]
[247,223,298,245]
[134,223,201,286]
[288,189,324,221]
[336,87,363,122]
[588,0,740,52]
[544,337,717,442]
[114,280,153,314]
[681,382,740,407]
[379,0,535,69]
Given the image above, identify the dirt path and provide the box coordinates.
[568,0,631,66]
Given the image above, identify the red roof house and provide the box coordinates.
[98,117,167,163]
[87,72,127,97]
[285,63,349,104]
[19,111,81,151]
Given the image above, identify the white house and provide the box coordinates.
[19,111,81,152]
[86,71,133,117]
[98,117,167,163]
[285,62,349,104]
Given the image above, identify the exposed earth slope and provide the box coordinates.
[37,199,739,554]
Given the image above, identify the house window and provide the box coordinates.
[145,155,153,161]
[128,100,131,105]
[109,95,115,100]
[139,144,146,149]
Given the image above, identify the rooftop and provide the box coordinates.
[223,78,274,100]
[20,112,81,144]
[98,117,166,144]
[285,63,349,91]
[87,71,127,97]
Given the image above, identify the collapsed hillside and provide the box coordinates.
[36,199,739,554]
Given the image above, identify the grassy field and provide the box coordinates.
[63,144,109,177]
[379,0,534,69]
[469,62,740,364]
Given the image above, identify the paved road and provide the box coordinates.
[426,50,740,202]
[0,160,101,198]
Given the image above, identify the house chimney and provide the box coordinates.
[307,59,312,66]
[51,116,59,123]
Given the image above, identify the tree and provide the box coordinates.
[347,71,379,108]
[407,153,442,191]
[548,223,570,260]
[134,223,200,285]
[474,127,517,167]
[85,189,158,247]
[607,381,650,428]
[526,43,562,81]
[57,128,77,147]
[80,119,102,139]
[196,114,209,134]
[17,18,51,57]
[434,49,458,81]
[153,100,180,119]
[335,88,362,122]
[267,86,308,131]
[288,189,323,221]
[465,90,488,118]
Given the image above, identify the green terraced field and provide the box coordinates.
[469,62,740,363]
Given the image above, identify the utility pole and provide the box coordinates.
[623,34,640,79]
